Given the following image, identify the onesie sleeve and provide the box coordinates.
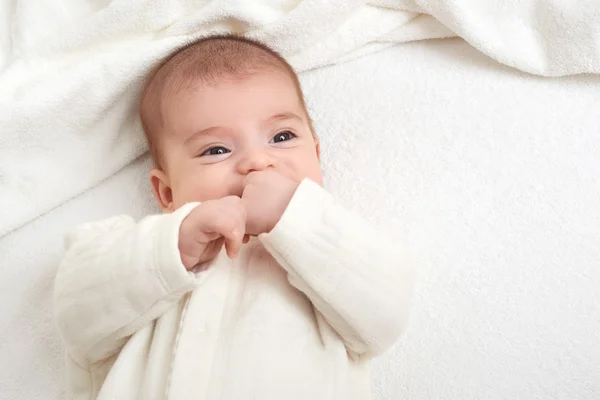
[259,179,415,358]
[53,202,206,368]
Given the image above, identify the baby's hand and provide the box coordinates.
[242,170,299,236]
[178,196,247,270]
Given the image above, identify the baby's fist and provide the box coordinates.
[242,170,298,236]
[178,196,246,270]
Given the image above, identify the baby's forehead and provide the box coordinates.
[161,69,305,118]
[174,79,303,129]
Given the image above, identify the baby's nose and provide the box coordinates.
[237,149,275,174]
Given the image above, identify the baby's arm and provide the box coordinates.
[53,205,200,367]
[53,197,246,368]
[259,179,415,359]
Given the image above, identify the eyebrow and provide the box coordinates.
[184,126,222,146]
[184,112,303,145]
[265,112,303,125]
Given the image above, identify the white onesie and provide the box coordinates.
[53,179,415,400]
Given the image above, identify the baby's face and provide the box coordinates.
[153,70,322,211]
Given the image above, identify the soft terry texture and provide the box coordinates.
[1,40,600,399]
[2,0,600,237]
[53,179,414,399]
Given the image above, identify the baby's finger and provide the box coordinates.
[206,198,247,258]
[223,220,245,259]
[242,170,262,189]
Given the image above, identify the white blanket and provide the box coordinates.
[1,0,600,237]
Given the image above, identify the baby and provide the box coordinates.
[53,35,415,400]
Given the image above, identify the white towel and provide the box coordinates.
[415,0,600,76]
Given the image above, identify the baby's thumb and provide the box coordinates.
[224,228,244,259]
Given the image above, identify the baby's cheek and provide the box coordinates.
[187,175,241,202]
[280,156,320,183]
[173,179,205,205]
[309,167,324,186]
[303,156,324,185]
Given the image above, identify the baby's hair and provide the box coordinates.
[140,33,313,168]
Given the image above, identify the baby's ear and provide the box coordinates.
[150,169,174,213]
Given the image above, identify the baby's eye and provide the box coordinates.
[201,146,230,156]
[270,130,297,144]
